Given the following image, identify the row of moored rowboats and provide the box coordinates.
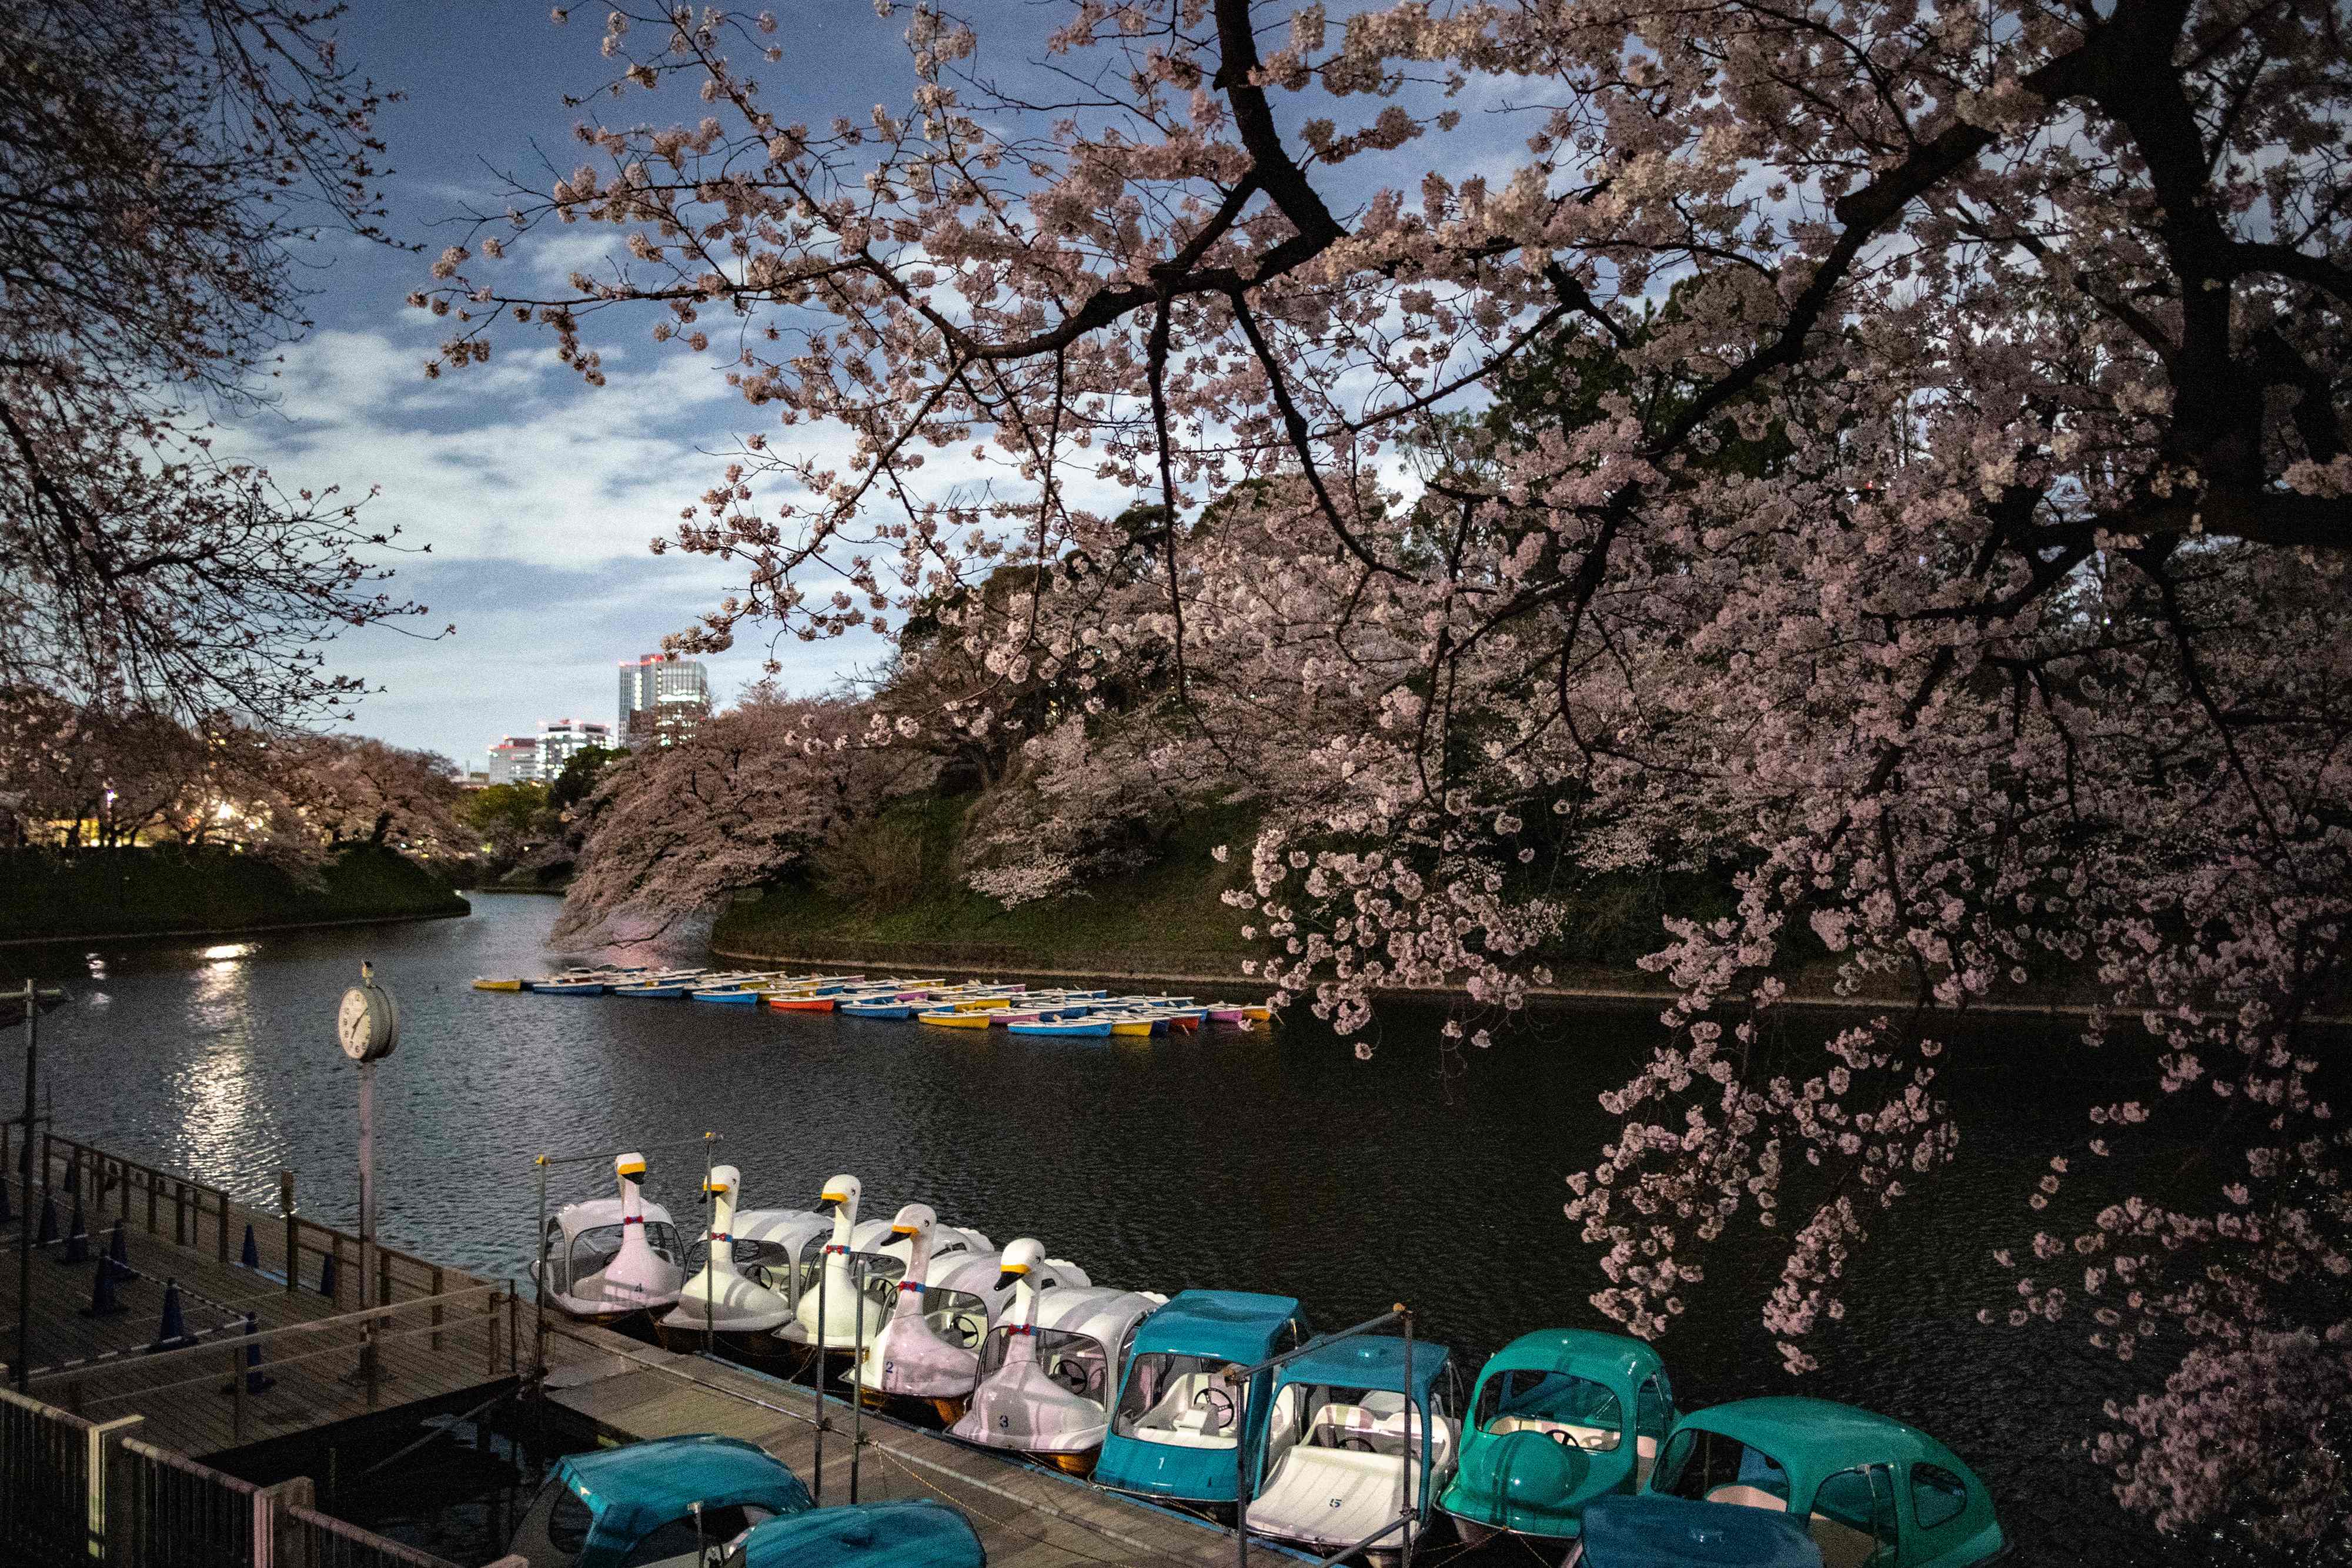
[473,964,1272,1035]
[534,1153,2008,1568]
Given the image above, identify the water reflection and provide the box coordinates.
[0,895,2299,1568]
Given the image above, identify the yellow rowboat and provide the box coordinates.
[918,1008,996,1028]
[1108,1016,1157,1037]
[951,996,1014,1012]
[472,977,524,991]
[1243,1005,1274,1022]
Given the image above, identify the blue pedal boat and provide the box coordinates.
[1438,1328,1676,1549]
[1576,1493,1825,1568]
[1094,1288,1310,1507]
[1242,1333,1461,1558]
[506,1434,813,1568]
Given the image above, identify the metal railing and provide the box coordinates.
[0,1385,95,1563]
[0,1384,469,1568]
[112,1437,259,1568]
[278,1500,468,1568]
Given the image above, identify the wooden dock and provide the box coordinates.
[543,1320,1311,1568]
[4,1131,1309,1566]
[0,1130,550,1457]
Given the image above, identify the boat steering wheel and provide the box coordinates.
[944,1313,984,1347]
[1051,1359,1092,1394]
[1195,1387,1235,1430]
[1547,1429,1573,1447]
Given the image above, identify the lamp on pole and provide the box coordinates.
[336,962,399,1309]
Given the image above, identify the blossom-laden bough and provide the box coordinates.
[424,0,2352,1542]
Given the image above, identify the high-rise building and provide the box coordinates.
[536,718,613,778]
[486,735,539,785]
[618,652,712,749]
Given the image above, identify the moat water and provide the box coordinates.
[4,892,2278,1566]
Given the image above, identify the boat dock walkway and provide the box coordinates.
[0,1129,549,1457]
[5,1130,1304,1566]
[544,1321,1309,1568]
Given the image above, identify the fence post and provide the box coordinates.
[89,1412,143,1567]
[486,1292,498,1376]
[279,1173,296,1295]
[215,1189,230,1265]
[259,1476,314,1568]
[231,1342,248,1443]
[86,1410,143,1568]
[172,1182,186,1248]
[376,1249,391,1313]
[430,1265,446,1351]
[145,1169,156,1235]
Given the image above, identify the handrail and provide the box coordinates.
[24,1283,510,1386]
[1232,1303,1421,1568]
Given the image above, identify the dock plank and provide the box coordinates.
[543,1322,1308,1567]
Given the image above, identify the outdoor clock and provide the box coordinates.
[337,964,400,1063]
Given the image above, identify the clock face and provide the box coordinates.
[339,985,396,1062]
[338,988,375,1060]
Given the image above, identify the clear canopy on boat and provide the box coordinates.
[539,1198,683,1299]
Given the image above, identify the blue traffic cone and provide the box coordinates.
[317,1247,337,1299]
[108,1219,127,1268]
[81,1252,125,1319]
[236,1313,273,1393]
[240,1223,259,1269]
[147,1279,196,1354]
[63,1159,78,1196]
[59,1188,88,1264]
[36,1192,58,1247]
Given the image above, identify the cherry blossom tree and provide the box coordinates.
[267,734,467,853]
[430,0,2351,1542]
[553,690,937,944]
[0,1,430,728]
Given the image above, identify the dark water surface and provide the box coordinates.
[2,894,2227,1566]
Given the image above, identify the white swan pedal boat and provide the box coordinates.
[653,1164,799,1358]
[532,1152,687,1328]
[948,1238,1166,1473]
[847,1217,1090,1422]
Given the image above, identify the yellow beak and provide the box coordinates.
[617,1159,646,1176]
[704,1178,729,1193]
[821,1190,849,1204]
[890,1223,920,1236]
[999,1262,1029,1275]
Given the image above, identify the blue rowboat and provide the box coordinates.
[1006,1017,1114,1037]
[841,1000,920,1018]
[534,980,608,996]
[692,986,767,1004]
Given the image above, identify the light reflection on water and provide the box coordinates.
[0,893,2284,1568]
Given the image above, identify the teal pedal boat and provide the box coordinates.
[724,1499,983,1568]
[1093,1288,1310,1508]
[1633,1397,2003,1568]
[1438,1328,1677,1549]
[507,1435,986,1568]
[507,1434,813,1568]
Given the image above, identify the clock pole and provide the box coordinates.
[338,960,400,1316]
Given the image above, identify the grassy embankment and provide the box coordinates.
[0,844,470,944]
[710,792,1743,996]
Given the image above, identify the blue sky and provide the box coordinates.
[239,4,1544,767]
[222,4,928,765]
